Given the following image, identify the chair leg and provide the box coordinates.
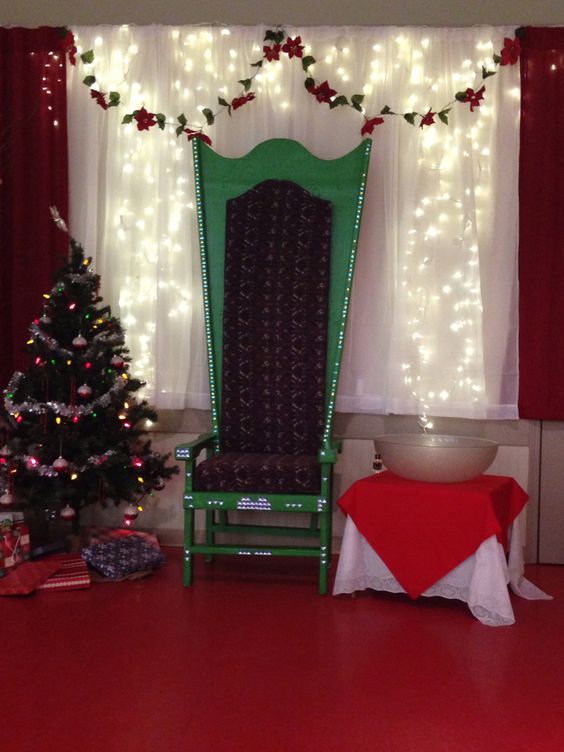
[183,508,194,587]
[205,509,215,562]
[319,508,330,596]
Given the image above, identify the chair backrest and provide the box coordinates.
[192,138,371,452]
[221,178,331,454]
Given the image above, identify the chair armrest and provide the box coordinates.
[175,432,217,462]
[317,438,343,465]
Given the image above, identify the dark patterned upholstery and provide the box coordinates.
[195,179,331,495]
[195,452,321,494]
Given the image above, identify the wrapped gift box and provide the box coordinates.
[81,534,165,580]
[37,553,91,592]
[0,521,31,577]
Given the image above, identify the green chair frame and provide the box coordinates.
[176,138,371,594]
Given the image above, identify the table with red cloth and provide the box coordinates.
[333,472,551,626]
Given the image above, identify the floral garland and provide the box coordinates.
[57,26,523,146]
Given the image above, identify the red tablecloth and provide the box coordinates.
[337,472,528,599]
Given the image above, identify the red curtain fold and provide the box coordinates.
[519,28,564,418]
[0,27,69,389]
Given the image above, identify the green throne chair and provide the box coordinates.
[175,138,371,594]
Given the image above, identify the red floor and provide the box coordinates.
[3,549,564,752]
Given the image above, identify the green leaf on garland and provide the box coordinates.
[403,112,417,125]
[304,77,315,90]
[351,93,365,112]
[122,114,134,124]
[329,95,349,109]
[83,75,96,87]
[238,78,252,92]
[108,91,120,105]
[175,124,185,137]
[380,104,393,115]
[455,91,468,102]
[218,97,229,108]
[250,60,264,68]
[202,108,215,125]
[177,113,187,127]
[493,53,502,64]
[302,55,316,71]
[264,29,285,45]
[482,66,497,79]
[81,49,95,64]
[438,110,450,125]
[156,113,166,130]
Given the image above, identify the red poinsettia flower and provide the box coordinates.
[231,92,256,110]
[90,89,108,110]
[360,116,385,136]
[134,107,157,131]
[281,36,304,59]
[420,109,436,128]
[183,128,212,146]
[263,44,282,62]
[61,29,77,65]
[463,85,486,112]
[500,36,521,66]
[307,80,337,104]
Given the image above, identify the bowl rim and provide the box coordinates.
[373,433,498,449]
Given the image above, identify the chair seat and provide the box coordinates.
[195,452,321,494]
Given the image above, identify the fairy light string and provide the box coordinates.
[57,26,522,425]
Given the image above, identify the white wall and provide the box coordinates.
[3,0,564,27]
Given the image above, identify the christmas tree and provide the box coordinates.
[0,217,177,530]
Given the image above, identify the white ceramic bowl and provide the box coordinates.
[373,434,499,483]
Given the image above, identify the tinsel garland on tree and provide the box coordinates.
[0,228,177,527]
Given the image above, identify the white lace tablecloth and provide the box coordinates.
[333,508,552,626]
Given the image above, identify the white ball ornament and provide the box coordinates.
[72,335,87,348]
[153,477,166,491]
[111,355,125,369]
[0,445,12,457]
[40,315,52,325]
[53,457,69,473]
[60,505,77,521]
[77,384,92,399]
[0,491,14,506]
[123,503,139,525]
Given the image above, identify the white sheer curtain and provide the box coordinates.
[67,25,519,419]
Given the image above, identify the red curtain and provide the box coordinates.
[519,28,564,418]
[0,27,69,389]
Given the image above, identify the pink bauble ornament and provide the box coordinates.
[77,383,92,399]
[110,355,125,369]
[123,503,139,525]
[60,505,77,521]
[0,491,14,506]
[153,477,165,491]
[40,314,52,325]
[72,335,87,348]
[0,445,12,457]
[53,457,69,472]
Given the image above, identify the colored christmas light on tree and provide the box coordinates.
[0,227,177,527]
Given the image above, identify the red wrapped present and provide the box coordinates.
[37,553,91,592]
[0,520,31,577]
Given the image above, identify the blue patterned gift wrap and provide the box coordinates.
[81,535,165,580]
